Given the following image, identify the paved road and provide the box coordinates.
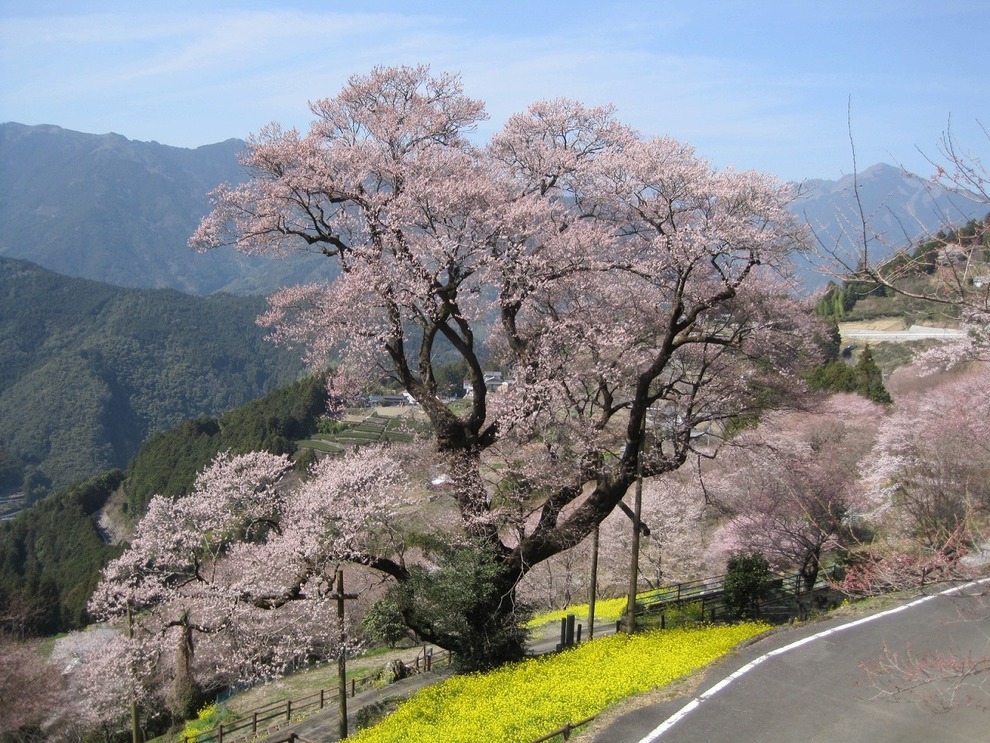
[590,580,990,743]
[842,325,966,342]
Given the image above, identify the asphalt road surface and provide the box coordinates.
[591,580,990,743]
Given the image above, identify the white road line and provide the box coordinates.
[638,578,990,742]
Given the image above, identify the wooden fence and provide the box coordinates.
[529,715,598,743]
[183,646,451,743]
[629,566,841,629]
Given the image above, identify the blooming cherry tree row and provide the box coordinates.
[89,447,408,719]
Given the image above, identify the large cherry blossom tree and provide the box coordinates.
[189,65,824,667]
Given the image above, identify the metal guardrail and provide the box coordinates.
[633,568,840,625]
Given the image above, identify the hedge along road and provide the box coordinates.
[590,579,990,743]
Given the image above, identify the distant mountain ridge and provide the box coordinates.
[788,162,988,287]
[1,123,986,295]
[0,122,337,295]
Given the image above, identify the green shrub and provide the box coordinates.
[362,596,409,648]
[722,553,772,620]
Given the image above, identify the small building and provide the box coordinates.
[366,392,417,407]
[463,371,510,397]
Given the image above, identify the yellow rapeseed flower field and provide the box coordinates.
[350,623,767,743]
[527,596,628,628]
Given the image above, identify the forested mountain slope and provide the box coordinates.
[0,374,329,637]
[0,257,306,500]
[0,122,337,295]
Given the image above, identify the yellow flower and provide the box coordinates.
[350,623,767,743]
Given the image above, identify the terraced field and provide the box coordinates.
[296,410,427,455]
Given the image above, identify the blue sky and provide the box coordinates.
[1,0,987,182]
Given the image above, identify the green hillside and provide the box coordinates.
[0,257,306,502]
[0,373,330,636]
[0,470,125,635]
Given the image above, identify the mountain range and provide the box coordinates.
[2,122,986,296]
[790,162,988,286]
[0,122,337,296]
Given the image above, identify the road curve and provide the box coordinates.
[590,580,990,743]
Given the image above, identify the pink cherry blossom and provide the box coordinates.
[188,65,827,662]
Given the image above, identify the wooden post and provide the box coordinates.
[332,569,357,739]
[337,570,348,739]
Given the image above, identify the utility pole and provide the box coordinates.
[625,413,646,635]
[127,604,141,743]
[333,569,358,739]
[588,525,599,639]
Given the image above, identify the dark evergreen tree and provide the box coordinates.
[854,345,892,404]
